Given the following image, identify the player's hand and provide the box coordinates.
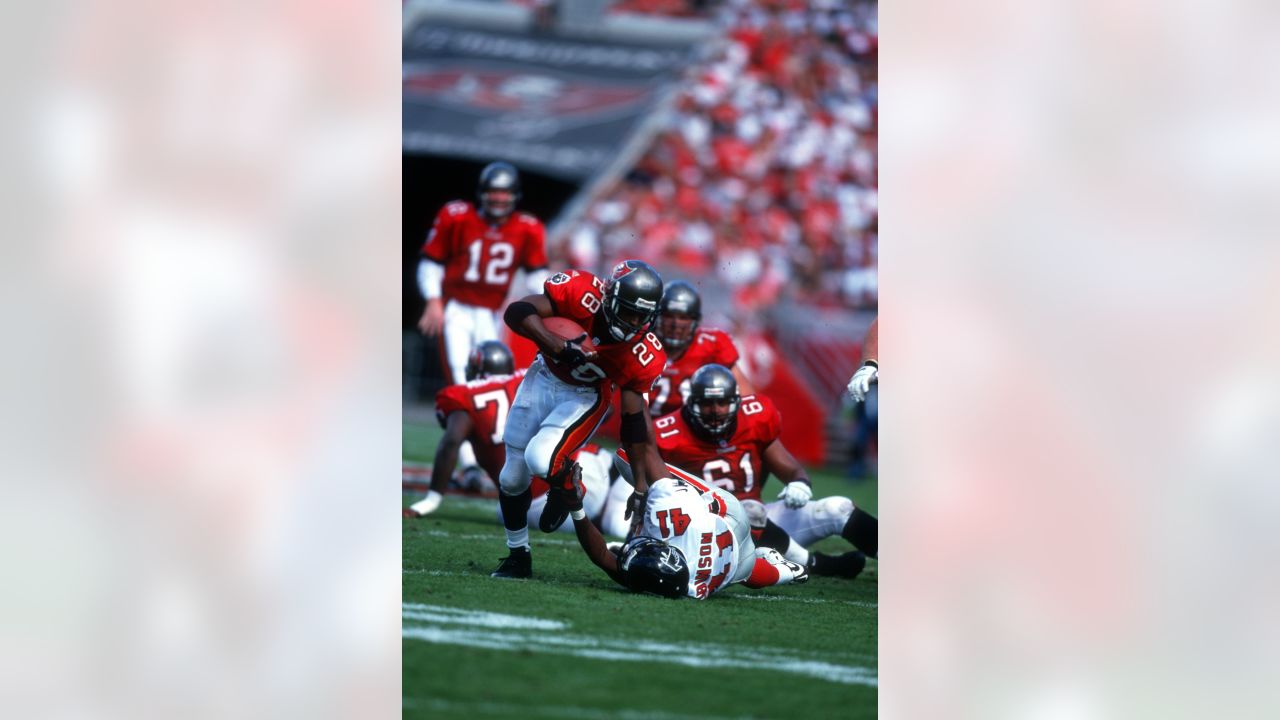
[777,481,812,509]
[624,489,647,521]
[846,362,878,402]
[555,335,598,367]
[418,299,444,337]
[551,462,585,513]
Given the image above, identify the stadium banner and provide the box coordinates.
[403,23,695,181]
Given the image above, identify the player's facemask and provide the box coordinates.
[480,190,516,220]
[688,397,739,438]
[657,312,697,351]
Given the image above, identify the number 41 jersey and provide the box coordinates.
[541,270,666,394]
[652,394,783,504]
[642,476,740,600]
[434,369,527,480]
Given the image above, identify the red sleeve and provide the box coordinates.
[520,215,548,269]
[710,330,740,367]
[749,395,782,445]
[434,384,470,427]
[620,345,666,394]
[421,202,464,262]
[542,270,600,326]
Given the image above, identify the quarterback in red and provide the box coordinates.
[655,364,878,579]
[491,259,672,580]
[416,161,549,384]
[404,341,523,518]
[650,280,753,416]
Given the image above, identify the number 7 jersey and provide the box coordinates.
[434,369,527,480]
[541,269,667,394]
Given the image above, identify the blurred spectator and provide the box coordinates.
[555,0,878,314]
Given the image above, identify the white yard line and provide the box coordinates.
[725,593,878,609]
[404,697,753,720]
[419,529,581,546]
[401,603,566,630]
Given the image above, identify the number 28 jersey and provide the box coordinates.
[541,269,666,394]
[434,369,527,480]
[652,394,783,503]
[421,200,547,310]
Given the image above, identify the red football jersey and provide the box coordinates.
[650,328,740,416]
[434,369,527,480]
[420,201,548,310]
[653,394,782,503]
[540,270,667,394]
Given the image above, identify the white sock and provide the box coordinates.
[784,541,810,567]
[505,526,530,550]
[409,490,443,515]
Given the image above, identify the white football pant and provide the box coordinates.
[440,299,500,384]
[766,495,856,548]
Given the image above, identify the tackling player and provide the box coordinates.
[649,280,753,416]
[416,161,549,384]
[492,260,673,579]
[655,364,878,576]
[403,340,521,517]
[555,459,810,599]
[846,316,878,402]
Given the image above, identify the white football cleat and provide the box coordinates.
[407,489,443,517]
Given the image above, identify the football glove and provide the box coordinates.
[551,462,585,513]
[555,335,595,368]
[624,489,647,521]
[777,481,813,509]
[846,362,878,402]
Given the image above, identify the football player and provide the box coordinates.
[555,458,810,599]
[514,443,618,534]
[654,364,878,576]
[403,340,521,517]
[492,260,672,579]
[416,161,549,384]
[649,280,753,416]
[846,316,878,402]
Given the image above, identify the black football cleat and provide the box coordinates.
[491,547,532,579]
[538,492,570,533]
[810,550,866,580]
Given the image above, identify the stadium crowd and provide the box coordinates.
[558,0,878,314]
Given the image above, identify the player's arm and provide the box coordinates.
[572,512,627,588]
[763,438,814,508]
[619,388,668,523]
[416,258,446,337]
[430,410,474,494]
[502,293,594,362]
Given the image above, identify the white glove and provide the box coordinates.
[846,362,878,402]
[777,481,812,509]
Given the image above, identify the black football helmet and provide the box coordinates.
[464,340,515,381]
[656,280,702,353]
[682,364,741,440]
[601,260,663,342]
[477,161,521,220]
[620,536,688,599]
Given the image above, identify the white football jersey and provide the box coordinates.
[642,475,739,600]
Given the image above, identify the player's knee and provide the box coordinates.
[524,436,555,478]
[819,496,855,524]
[498,447,531,495]
[741,499,769,529]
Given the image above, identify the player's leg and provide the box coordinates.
[491,373,546,578]
[767,494,877,562]
[525,389,609,533]
[720,494,808,588]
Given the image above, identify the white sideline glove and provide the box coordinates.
[777,481,812,509]
[846,363,878,402]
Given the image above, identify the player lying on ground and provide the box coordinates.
[649,280,753,416]
[655,364,878,572]
[404,340,521,517]
[554,460,809,599]
[491,260,672,579]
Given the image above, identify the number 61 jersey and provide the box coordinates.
[541,269,666,394]
[652,394,783,504]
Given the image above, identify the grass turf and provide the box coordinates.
[403,419,877,719]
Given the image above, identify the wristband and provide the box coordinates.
[570,508,586,521]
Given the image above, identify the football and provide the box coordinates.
[542,316,595,354]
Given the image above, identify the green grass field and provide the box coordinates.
[404,419,877,719]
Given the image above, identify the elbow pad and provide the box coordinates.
[504,300,539,329]
[619,411,649,444]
